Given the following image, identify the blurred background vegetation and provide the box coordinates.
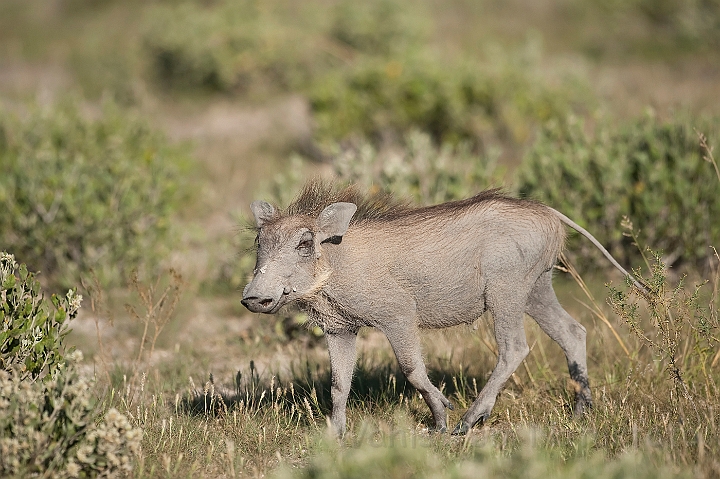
[0,0,719,477]
[1,0,718,288]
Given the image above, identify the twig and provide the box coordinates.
[123,268,183,399]
[710,247,720,368]
[695,129,720,183]
[80,272,112,385]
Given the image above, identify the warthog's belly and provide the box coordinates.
[392,257,487,329]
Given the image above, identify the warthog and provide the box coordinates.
[241,183,643,436]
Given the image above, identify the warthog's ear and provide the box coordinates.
[316,202,357,243]
[250,201,276,228]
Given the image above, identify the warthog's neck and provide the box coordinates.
[298,289,362,335]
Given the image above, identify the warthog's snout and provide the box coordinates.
[241,295,278,313]
[242,281,287,314]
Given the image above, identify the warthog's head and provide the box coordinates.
[241,200,357,314]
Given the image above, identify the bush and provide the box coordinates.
[142,0,424,96]
[607,244,719,392]
[143,0,323,94]
[333,131,503,205]
[516,114,720,271]
[309,46,584,149]
[0,252,79,380]
[0,356,142,478]
[617,0,720,49]
[142,0,586,148]
[329,0,424,57]
[0,101,190,288]
[0,252,142,478]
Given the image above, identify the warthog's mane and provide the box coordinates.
[278,180,546,225]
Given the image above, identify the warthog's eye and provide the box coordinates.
[296,236,314,257]
[254,234,259,247]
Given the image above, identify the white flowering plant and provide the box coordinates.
[0,352,142,478]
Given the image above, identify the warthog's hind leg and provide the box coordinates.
[452,283,531,435]
[382,319,454,432]
[525,270,592,415]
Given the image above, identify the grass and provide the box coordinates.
[70,247,719,477]
[102,336,718,477]
[52,110,720,479]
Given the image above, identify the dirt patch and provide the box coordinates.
[161,95,312,147]
[592,58,720,118]
[0,61,70,106]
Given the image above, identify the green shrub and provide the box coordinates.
[310,58,468,146]
[143,0,323,94]
[330,0,424,57]
[0,252,79,380]
[142,0,424,96]
[0,252,142,477]
[607,245,719,392]
[141,0,586,148]
[613,0,720,49]
[516,114,720,271]
[333,131,503,205]
[0,101,190,288]
[248,130,500,212]
[309,49,583,149]
[555,0,720,61]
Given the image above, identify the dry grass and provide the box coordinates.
[67,250,719,478]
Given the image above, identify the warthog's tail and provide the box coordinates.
[550,208,649,295]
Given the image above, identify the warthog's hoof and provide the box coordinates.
[431,425,447,434]
[573,397,593,417]
[439,396,454,411]
[451,421,470,436]
[451,413,489,435]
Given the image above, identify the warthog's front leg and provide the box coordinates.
[326,330,358,437]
